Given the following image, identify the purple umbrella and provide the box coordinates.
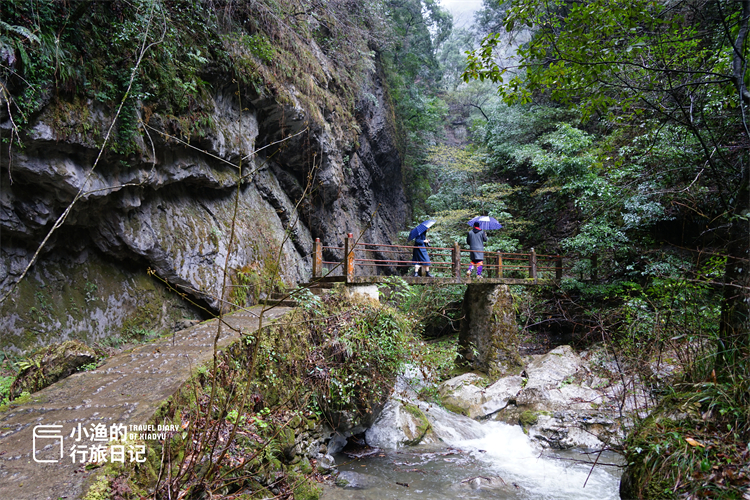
[468,215,502,230]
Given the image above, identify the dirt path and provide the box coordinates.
[0,305,291,500]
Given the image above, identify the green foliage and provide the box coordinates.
[380,0,454,211]
[123,327,160,343]
[466,11,748,489]
[77,361,101,372]
[465,0,740,117]
[0,375,13,404]
[225,408,246,426]
[294,288,324,314]
[0,0,390,156]
[379,276,465,338]
[239,33,275,62]
[414,336,459,386]
[135,290,439,498]
[624,371,750,499]
[82,474,112,500]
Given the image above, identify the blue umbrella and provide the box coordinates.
[468,215,502,230]
[408,219,436,241]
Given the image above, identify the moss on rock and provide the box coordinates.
[9,340,99,398]
[401,403,432,446]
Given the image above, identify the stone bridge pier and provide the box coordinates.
[457,284,522,379]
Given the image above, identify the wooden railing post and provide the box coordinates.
[312,238,322,278]
[452,242,461,278]
[591,253,598,282]
[344,233,354,283]
[529,248,537,282]
[556,255,563,281]
[498,253,503,278]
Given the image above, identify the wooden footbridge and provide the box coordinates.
[309,234,565,286]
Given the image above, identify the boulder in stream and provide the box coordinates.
[365,398,435,448]
[439,345,626,450]
[438,371,523,419]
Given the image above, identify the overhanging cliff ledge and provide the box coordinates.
[0,2,407,351]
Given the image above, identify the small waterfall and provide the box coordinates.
[426,403,620,499]
[441,419,621,499]
[323,372,622,500]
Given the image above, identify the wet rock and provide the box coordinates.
[316,453,337,474]
[438,345,626,449]
[327,433,348,455]
[1,61,408,351]
[525,345,582,385]
[365,399,434,448]
[528,414,608,450]
[438,372,523,418]
[9,340,98,398]
[456,475,515,493]
[438,372,487,417]
[334,470,380,489]
[482,376,524,415]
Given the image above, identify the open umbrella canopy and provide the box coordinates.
[408,219,436,241]
[468,215,502,230]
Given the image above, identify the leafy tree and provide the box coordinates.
[464,0,750,367]
[380,0,454,213]
[437,28,475,91]
[473,0,511,38]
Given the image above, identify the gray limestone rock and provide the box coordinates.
[438,345,626,449]
[0,65,407,351]
[365,399,434,448]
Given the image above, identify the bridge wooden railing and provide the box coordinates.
[311,234,564,284]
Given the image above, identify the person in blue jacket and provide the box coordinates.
[466,223,488,277]
[412,229,432,277]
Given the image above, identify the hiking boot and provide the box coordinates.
[413,272,419,277]
[466,269,471,276]
[425,272,433,277]
[476,274,483,279]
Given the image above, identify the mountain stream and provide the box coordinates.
[321,403,622,499]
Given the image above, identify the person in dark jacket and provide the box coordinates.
[466,223,488,277]
[412,230,432,277]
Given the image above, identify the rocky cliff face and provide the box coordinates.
[0,62,407,351]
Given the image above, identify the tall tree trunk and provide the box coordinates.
[718,0,750,369]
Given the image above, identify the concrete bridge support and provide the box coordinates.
[344,284,380,301]
[457,284,522,379]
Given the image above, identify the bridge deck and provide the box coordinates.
[309,276,555,286]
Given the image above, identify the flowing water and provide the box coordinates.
[322,404,622,500]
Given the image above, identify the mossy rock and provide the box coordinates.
[278,426,298,461]
[402,403,432,446]
[290,471,322,500]
[519,410,539,428]
[288,414,303,429]
[10,340,99,398]
[441,402,469,417]
[296,456,314,475]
